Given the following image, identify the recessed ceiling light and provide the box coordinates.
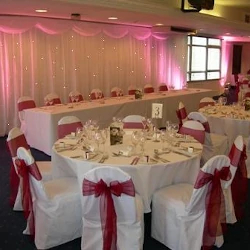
[35,9,48,13]
[155,23,164,26]
[225,32,231,35]
[108,17,118,20]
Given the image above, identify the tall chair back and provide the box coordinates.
[81,166,144,250]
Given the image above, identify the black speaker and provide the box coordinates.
[232,45,242,74]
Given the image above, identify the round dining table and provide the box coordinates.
[199,104,250,147]
[51,131,202,213]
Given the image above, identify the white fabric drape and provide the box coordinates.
[0,16,187,136]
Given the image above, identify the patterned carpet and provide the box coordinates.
[0,135,250,250]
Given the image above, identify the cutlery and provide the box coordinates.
[130,157,139,165]
[98,153,109,163]
[70,155,82,159]
[153,154,170,163]
[88,153,98,160]
[171,149,192,158]
[154,149,170,155]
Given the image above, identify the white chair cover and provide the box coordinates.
[69,90,83,102]
[17,96,36,134]
[143,83,154,94]
[16,147,82,250]
[44,93,61,106]
[187,112,228,164]
[158,83,168,91]
[7,127,52,211]
[81,166,144,250]
[199,97,215,108]
[176,101,188,128]
[151,155,231,250]
[225,135,244,223]
[57,115,83,139]
[128,85,137,95]
[90,88,104,99]
[111,87,123,97]
[122,115,144,129]
[179,120,205,144]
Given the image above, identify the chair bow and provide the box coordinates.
[228,143,242,167]
[194,166,231,249]
[7,135,29,207]
[15,158,42,238]
[18,100,36,111]
[231,145,248,220]
[82,178,135,250]
[188,118,210,133]
[176,108,187,129]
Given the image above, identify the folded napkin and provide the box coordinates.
[170,148,194,157]
[158,152,188,162]
[113,145,133,157]
[179,142,202,150]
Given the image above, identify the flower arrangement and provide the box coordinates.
[243,97,250,111]
[135,89,143,99]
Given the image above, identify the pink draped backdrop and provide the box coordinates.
[0,16,187,135]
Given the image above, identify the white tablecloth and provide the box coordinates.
[199,105,250,147]
[25,88,216,155]
[51,133,202,213]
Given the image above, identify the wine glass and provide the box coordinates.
[146,118,154,137]
[76,127,83,137]
[91,120,99,131]
[94,130,105,153]
[131,131,140,155]
[171,123,179,137]
[222,96,227,106]
[142,117,147,131]
[166,120,172,132]
[100,128,108,153]
[49,99,54,106]
[138,131,146,156]
[159,130,167,150]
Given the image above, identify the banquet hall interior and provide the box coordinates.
[1,0,250,249]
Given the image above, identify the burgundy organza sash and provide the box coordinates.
[179,126,205,144]
[194,167,231,249]
[179,107,187,120]
[144,87,154,93]
[18,100,36,111]
[123,122,144,129]
[231,145,248,220]
[187,117,210,133]
[45,97,61,106]
[111,91,123,97]
[82,178,135,250]
[7,135,30,207]
[90,92,104,100]
[15,159,42,237]
[201,121,210,133]
[7,134,29,157]
[128,89,136,95]
[228,143,242,167]
[158,85,168,91]
[57,122,83,139]
[69,94,83,103]
[176,107,187,129]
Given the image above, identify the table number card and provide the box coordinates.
[152,103,163,119]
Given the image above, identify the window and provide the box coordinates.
[187,36,221,81]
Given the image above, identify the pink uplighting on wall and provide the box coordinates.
[220,40,232,87]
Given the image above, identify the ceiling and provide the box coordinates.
[1,0,250,42]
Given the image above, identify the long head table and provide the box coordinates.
[24,88,216,155]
